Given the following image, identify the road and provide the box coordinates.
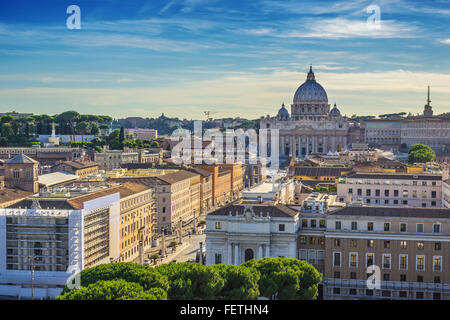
[169,233,206,263]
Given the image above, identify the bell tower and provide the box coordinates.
[4,153,39,193]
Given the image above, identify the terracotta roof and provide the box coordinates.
[110,176,165,186]
[330,206,450,219]
[67,182,148,209]
[57,161,98,169]
[157,170,199,184]
[292,166,350,177]
[188,167,213,177]
[0,188,34,205]
[209,203,298,218]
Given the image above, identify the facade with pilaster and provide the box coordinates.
[205,204,299,265]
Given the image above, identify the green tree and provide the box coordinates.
[155,262,225,300]
[59,110,80,135]
[213,264,260,300]
[408,144,435,163]
[57,279,167,300]
[241,257,322,300]
[119,127,125,148]
[63,262,169,294]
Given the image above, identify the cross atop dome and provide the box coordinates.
[307,64,315,81]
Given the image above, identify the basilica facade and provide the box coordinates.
[261,66,350,158]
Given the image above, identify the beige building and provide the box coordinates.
[94,150,139,171]
[337,172,442,208]
[117,183,157,263]
[320,206,450,300]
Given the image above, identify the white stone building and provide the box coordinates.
[205,204,299,265]
[0,190,120,299]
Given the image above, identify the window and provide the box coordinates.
[349,253,358,268]
[384,241,391,249]
[383,273,390,281]
[214,253,222,264]
[400,240,407,249]
[400,274,407,282]
[350,272,357,279]
[333,252,341,267]
[383,254,391,269]
[215,222,221,229]
[309,237,315,245]
[416,292,424,299]
[319,219,326,228]
[351,221,357,230]
[433,223,441,233]
[334,271,340,279]
[335,221,341,230]
[278,224,285,231]
[399,255,408,270]
[366,189,371,196]
[375,189,380,196]
[308,250,316,265]
[310,220,316,228]
[299,236,307,244]
[433,256,442,272]
[394,190,399,197]
[399,291,407,298]
[434,276,440,284]
[367,222,374,231]
[435,242,441,251]
[302,219,308,228]
[417,242,424,250]
[366,253,374,267]
[384,190,389,197]
[416,224,424,233]
[333,288,340,295]
[349,289,357,295]
[367,240,374,248]
[334,239,341,247]
[384,223,390,231]
[299,249,307,261]
[366,289,374,296]
[416,255,425,271]
[350,239,357,248]
[400,223,407,232]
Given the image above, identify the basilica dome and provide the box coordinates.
[293,66,328,103]
[277,103,290,120]
[329,103,341,116]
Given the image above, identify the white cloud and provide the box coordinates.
[1,69,449,119]
[439,38,450,44]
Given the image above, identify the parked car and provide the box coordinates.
[144,259,151,266]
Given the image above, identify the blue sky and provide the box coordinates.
[0,0,449,119]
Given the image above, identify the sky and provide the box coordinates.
[0,0,449,120]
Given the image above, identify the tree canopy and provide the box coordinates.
[57,258,321,300]
[408,144,436,163]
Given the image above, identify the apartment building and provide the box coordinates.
[157,170,200,231]
[187,167,213,215]
[443,179,450,208]
[51,160,99,178]
[220,163,244,199]
[364,119,402,146]
[117,183,157,263]
[322,206,450,300]
[0,147,85,165]
[94,150,139,171]
[0,185,121,299]
[197,165,232,207]
[337,172,442,208]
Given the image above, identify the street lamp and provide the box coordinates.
[193,209,197,234]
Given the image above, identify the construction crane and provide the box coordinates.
[204,111,218,122]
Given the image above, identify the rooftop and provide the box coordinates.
[5,153,38,164]
[208,203,299,218]
[38,171,79,187]
[344,171,441,181]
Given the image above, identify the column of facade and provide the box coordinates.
[265,245,270,257]
[289,136,293,156]
[234,243,239,265]
[298,136,302,157]
[306,136,309,155]
[292,135,297,158]
[280,136,285,156]
[228,242,233,264]
[258,245,263,259]
[323,135,327,153]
